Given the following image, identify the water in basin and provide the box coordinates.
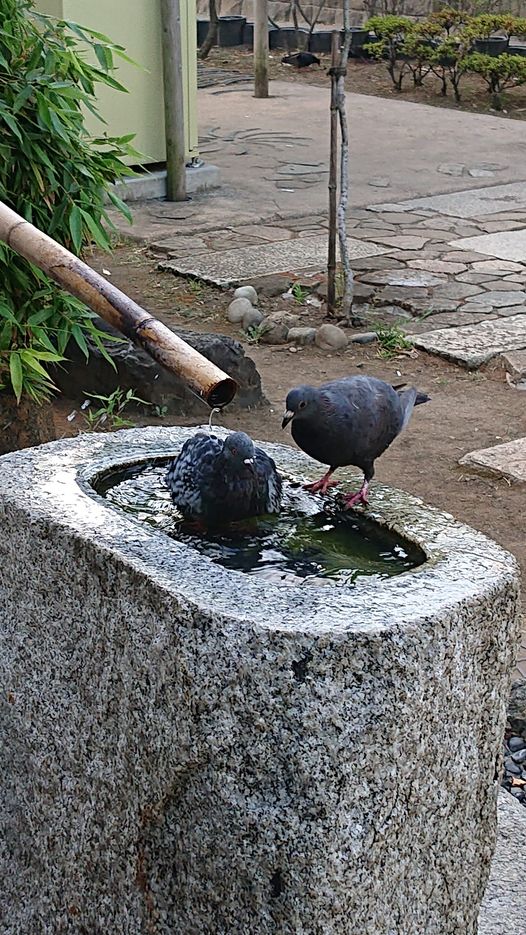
[96,460,425,587]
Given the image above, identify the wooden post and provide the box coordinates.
[160,0,187,202]
[0,202,237,409]
[254,0,269,98]
[327,31,339,314]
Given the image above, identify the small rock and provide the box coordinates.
[242,308,264,331]
[287,326,317,346]
[228,297,253,324]
[368,176,390,187]
[260,321,289,345]
[510,788,525,801]
[504,757,522,776]
[512,748,526,765]
[265,310,300,330]
[349,332,378,345]
[250,274,292,297]
[315,324,348,351]
[508,736,526,753]
[234,285,258,305]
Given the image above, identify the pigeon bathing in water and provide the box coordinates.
[282,376,430,508]
[165,431,282,527]
[281,52,320,69]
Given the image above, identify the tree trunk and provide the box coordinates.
[254,0,269,98]
[160,0,187,201]
[199,0,218,60]
[0,395,56,456]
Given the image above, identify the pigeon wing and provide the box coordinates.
[165,432,222,518]
[255,447,283,514]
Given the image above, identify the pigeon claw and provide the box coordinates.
[303,474,339,496]
[342,482,369,510]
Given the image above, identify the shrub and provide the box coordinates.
[465,51,526,108]
[365,15,415,90]
[0,0,137,403]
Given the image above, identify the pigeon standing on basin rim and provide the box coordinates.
[282,375,430,508]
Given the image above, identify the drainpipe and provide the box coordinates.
[160,0,188,201]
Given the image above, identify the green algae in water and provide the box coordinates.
[97,461,424,587]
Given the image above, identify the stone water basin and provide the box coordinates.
[0,425,520,935]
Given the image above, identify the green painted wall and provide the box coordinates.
[34,0,198,165]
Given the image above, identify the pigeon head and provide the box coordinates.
[282,385,319,429]
[222,432,256,475]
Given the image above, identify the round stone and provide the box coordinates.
[242,308,264,331]
[315,324,349,351]
[227,297,253,324]
[233,285,258,305]
[508,736,526,753]
[265,310,300,330]
[511,747,526,764]
[260,320,289,345]
[349,332,378,345]
[287,326,317,346]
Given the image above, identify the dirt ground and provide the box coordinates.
[54,245,526,636]
[203,46,526,119]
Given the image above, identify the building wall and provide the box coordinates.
[34,0,198,165]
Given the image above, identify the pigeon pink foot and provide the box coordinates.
[343,481,369,509]
[303,470,339,496]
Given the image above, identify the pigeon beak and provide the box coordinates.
[281,410,294,429]
[243,457,256,475]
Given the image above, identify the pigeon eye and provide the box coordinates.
[299,400,306,410]
[231,447,237,454]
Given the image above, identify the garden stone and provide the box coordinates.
[287,327,316,346]
[315,324,348,351]
[508,679,526,735]
[242,308,264,331]
[0,426,519,934]
[472,260,526,274]
[431,282,483,300]
[259,321,289,345]
[228,297,253,324]
[407,260,467,275]
[234,285,259,305]
[511,748,526,764]
[508,737,525,752]
[51,317,265,413]
[248,274,292,297]
[264,310,300,330]
[480,280,525,292]
[349,332,378,344]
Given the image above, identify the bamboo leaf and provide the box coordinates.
[9,352,23,402]
[71,324,89,358]
[68,204,83,253]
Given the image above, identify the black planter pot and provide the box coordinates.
[309,30,337,54]
[197,19,209,47]
[243,21,253,46]
[508,44,526,57]
[218,16,246,47]
[472,37,508,56]
[270,27,309,51]
[348,28,370,58]
[360,33,380,60]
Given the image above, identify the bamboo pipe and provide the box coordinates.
[0,202,237,408]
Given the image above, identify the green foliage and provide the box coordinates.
[291,282,310,303]
[0,0,138,403]
[366,10,526,104]
[82,387,151,431]
[243,322,268,345]
[375,325,413,358]
[465,51,526,108]
[365,16,414,90]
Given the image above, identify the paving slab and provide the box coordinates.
[412,314,526,367]
[158,235,389,286]
[478,789,526,934]
[370,182,526,219]
[469,290,526,307]
[449,228,526,263]
[498,349,526,379]
[459,437,526,483]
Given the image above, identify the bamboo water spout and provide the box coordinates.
[0,202,237,409]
